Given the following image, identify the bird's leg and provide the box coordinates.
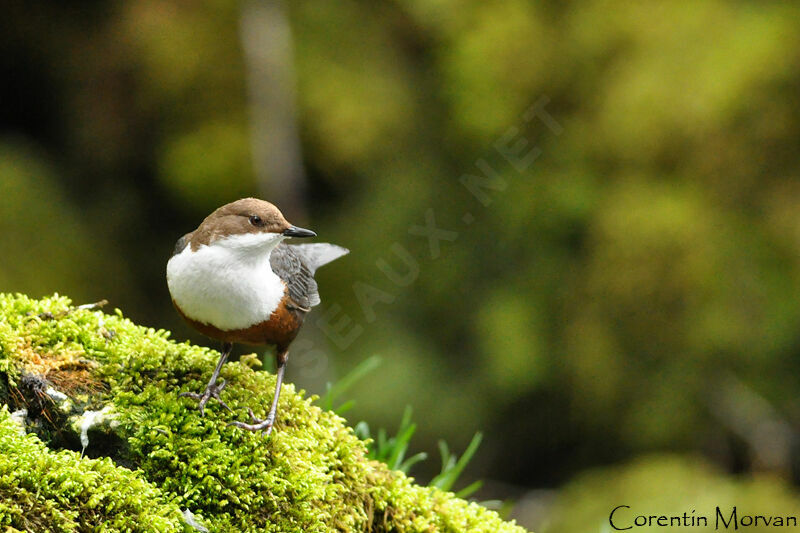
[180,342,234,416]
[229,349,288,436]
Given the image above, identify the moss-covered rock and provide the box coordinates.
[0,293,527,532]
[0,408,186,531]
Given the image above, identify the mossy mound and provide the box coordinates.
[0,409,185,531]
[0,293,527,532]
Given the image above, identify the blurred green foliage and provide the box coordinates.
[544,455,800,533]
[3,1,800,524]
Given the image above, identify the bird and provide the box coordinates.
[166,198,348,435]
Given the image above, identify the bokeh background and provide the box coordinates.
[4,1,800,530]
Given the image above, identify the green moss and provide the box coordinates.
[0,407,186,532]
[0,293,528,532]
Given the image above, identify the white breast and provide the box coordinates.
[166,233,286,330]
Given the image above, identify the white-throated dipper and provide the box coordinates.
[167,198,348,435]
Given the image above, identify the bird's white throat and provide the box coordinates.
[167,232,286,330]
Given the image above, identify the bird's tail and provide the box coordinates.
[289,243,349,274]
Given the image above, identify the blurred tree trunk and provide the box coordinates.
[239,0,307,221]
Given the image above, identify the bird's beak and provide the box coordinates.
[283,225,317,238]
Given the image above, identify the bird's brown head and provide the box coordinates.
[189,198,315,250]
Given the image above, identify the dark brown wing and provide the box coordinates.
[270,243,320,311]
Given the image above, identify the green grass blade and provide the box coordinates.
[455,479,483,499]
[386,422,416,470]
[431,432,483,492]
[399,452,428,473]
[319,355,382,411]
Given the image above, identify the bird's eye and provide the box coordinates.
[249,215,263,226]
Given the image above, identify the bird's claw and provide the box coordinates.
[179,378,233,416]
[228,408,275,436]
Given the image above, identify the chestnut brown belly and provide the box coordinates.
[174,297,305,349]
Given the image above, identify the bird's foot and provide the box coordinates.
[228,408,275,436]
[179,378,233,416]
